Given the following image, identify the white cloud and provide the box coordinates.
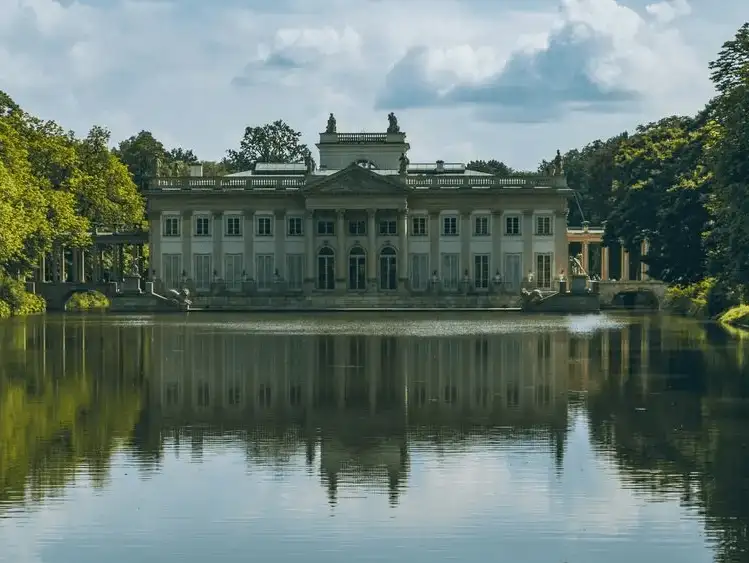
[0,0,735,169]
[645,0,692,24]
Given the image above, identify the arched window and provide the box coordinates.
[379,246,397,290]
[348,246,367,291]
[317,247,335,290]
[355,159,378,170]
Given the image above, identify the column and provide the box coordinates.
[601,247,609,280]
[640,239,649,280]
[621,247,630,281]
[460,210,471,279]
[522,210,534,281]
[491,210,502,277]
[117,245,124,281]
[582,242,590,274]
[274,210,286,278]
[398,209,409,291]
[37,253,46,282]
[149,211,161,281]
[60,246,67,282]
[71,249,80,283]
[429,211,440,279]
[335,209,346,291]
[212,211,223,279]
[181,211,193,280]
[243,210,255,279]
[304,211,315,289]
[367,209,377,290]
[553,209,567,279]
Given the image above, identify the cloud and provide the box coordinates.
[376,0,703,122]
[233,26,362,85]
[645,0,692,24]
[0,0,727,171]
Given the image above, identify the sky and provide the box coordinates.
[0,0,746,170]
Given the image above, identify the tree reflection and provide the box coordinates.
[586,318,749,563]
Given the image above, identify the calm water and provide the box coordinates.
[1,313,748,563]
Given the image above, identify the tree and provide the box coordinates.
[113,131,167,190]
[224,120,312,173]
[704,24,749,292]
[604,116,714,284]
[466,159,512,176]
[76,126,144,229]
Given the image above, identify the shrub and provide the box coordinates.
[718,305,749,328]
[0,300,10,319]
[0,274,46,316]
[65,290,110,311]
[663,278,738,318]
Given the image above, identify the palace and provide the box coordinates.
[145,114,571,299]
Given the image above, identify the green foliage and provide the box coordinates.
[0,274,45,316]
[466,159,513,176]
[663,278,736,318]
[0,300,9,319]
[0,92,144,313]
[65,290,110,311]
[224,120,313,173]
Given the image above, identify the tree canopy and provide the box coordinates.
[224,119,313,173]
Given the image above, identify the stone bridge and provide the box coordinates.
[598,280,666,309]
[32,282,118,312]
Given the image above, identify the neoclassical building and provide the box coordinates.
[145,115,571,297]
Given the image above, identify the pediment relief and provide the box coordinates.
[305,164,409,195]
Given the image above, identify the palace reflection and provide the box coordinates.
[147,327,575,504]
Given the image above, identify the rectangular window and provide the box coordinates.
[194,253,212,290]
[225,215,242,237]
[256,254,274,290]
[505,215,520,235]
[411,216,427,236]
[536,216,552,236]
[163,215,180,237]
[166,382,179,406]
[224,253,243,290]
[286,254,305,291]
[162,253,181,289]
[504,253,522,292]
[287,216,303,236]
[409,254,429,291]
[256,216,273,236]
[442,216,458,236]
[317,220,334,235]
[441,253,460,290]
[194,215,210,237]
[474,254,490,289]
[474,216,490,236]
[536,253,552,289]
[348,220,366,235]
[379,220,397,235]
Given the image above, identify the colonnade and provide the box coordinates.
[33,242,146,284]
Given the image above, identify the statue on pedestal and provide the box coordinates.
[304,152,314,174]
[326,113,336,133]
[387,112,400,133]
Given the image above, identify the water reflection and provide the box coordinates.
[0,315,748,562]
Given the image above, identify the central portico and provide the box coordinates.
[303,163,410,293]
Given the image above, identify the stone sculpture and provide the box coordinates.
[326,113,336,133]
[387,112,400,133]
[398,152,409,175]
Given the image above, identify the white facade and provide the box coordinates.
[146,121,571,296]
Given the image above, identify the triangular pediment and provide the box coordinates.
[304,163,410,194]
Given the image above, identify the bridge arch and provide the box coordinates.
[598,281,666,310]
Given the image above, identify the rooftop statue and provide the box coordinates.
[387,112,400,133]
[326,113,336,133]
[552,149,564,176]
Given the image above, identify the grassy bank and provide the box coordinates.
[65,291,110,312]
[718,305,749,329]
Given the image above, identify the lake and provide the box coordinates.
[1,312,748,563]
